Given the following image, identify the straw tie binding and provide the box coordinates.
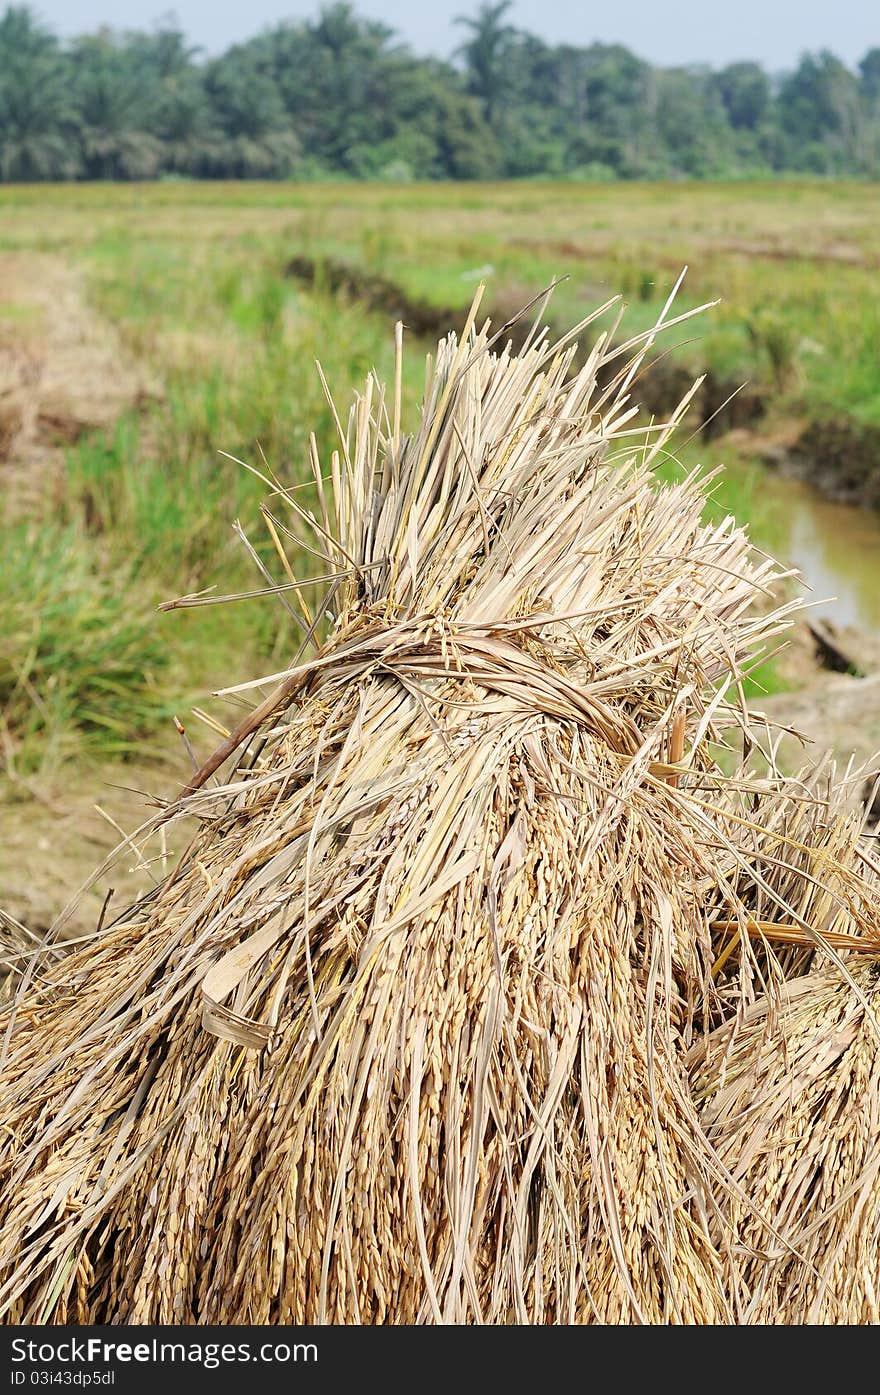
[196,616,646,1049]
[179,614,647,806]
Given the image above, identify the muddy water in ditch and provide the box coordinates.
[732,466,880,633]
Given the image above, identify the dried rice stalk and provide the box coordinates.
[0,910,74,1007]
[690,945,880,1323]
[1,287,879,1324]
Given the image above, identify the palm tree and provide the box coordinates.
[69,32,161,179]
[0,6,79,179]
[454,0,514,129]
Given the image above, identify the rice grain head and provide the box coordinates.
[690,947,880,1324]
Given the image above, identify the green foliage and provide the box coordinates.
[3,3,880,182]
[0,7,80,179]
[746,310,802,391]
[715,63,772,131]
[0,522,172,765]
[454,0,514,128]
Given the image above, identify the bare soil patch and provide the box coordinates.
[0,757,192,936]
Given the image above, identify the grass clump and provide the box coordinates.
[0,524,171,769]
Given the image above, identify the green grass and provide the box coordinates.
[3,179,879,428]
[3,178,877,768]
[0,522,172,770]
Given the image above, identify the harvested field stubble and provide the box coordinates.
[1,286,880,1324]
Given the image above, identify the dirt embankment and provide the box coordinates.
[759,613,880,814]
[724,413,880,512]
[782,418,880,510]
[285,254,765,440]
[761,668,880,805]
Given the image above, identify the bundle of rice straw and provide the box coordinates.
[690,904,880,1323]
[2,285,880,1325]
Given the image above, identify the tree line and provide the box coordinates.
[2,0,880,182]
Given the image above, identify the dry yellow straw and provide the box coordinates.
[1,291,879,1325]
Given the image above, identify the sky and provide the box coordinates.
[36,0,879,70]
